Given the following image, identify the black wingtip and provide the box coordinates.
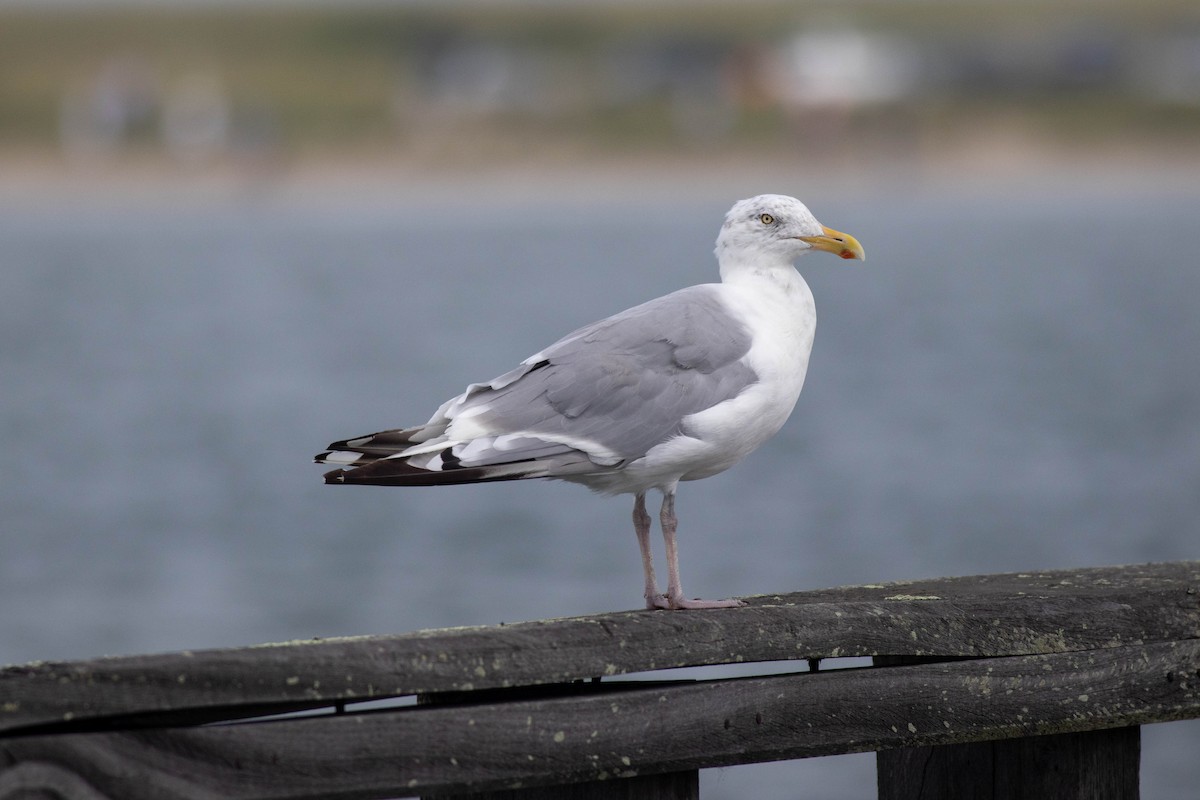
[321,458,539,487]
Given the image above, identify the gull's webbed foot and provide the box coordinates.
[651,592,745,610]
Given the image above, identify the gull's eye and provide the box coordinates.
[759,213,775,225]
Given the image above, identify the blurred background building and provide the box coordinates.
[1,0,1198,181]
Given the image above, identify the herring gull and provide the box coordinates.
[316,194,865,610]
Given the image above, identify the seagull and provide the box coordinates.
[316,195,865,610]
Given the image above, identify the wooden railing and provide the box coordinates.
[2,562,1198,799]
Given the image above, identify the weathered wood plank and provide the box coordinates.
[3,562,1198,734]
[416,682,701,799]
[2,640,1198,799]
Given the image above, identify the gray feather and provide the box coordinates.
[454,285,757,462]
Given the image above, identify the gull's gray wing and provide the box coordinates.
[446,284,757,460]
[319,284,758,484]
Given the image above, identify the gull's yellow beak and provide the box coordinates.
[798,225,866,261]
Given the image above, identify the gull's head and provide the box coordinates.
[715,194,865,269]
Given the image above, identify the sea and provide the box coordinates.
[2,167,1198,798]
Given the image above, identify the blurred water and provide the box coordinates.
[1,177,1198,798]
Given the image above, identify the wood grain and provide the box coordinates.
[4,562,1198,735]
[2,640,1198,799]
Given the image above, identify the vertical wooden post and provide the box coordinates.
[874,657,1140,800]
[877,726,1139,800]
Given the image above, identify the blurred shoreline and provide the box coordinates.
[5,131,1200,211]
[4,3,1199,210]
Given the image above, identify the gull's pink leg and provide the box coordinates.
[632,492,665,609]
[660,489,745,610]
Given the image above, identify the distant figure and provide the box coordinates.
[59,56,159,162]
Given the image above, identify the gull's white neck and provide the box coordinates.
[718,250,810,295]
[715,248,816,359]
